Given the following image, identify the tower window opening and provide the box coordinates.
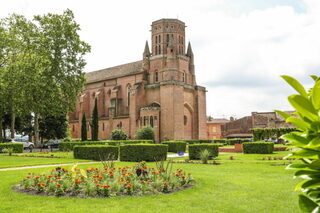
[155,71,159,82]
[159,35,161,43]
[156,36,158,44]
[166,34,169,42]
[102,123,105,131]
[150,116,154,127]
[158,45,161,54]
[155,46,158,55]
[182,72,185,82]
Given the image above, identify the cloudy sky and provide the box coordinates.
[1,0,320,119]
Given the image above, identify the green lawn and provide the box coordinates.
[0,152,300,213]
[0,153,90,169]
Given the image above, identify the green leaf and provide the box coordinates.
[302,179,320,189]
[299,194,319,213]
[288,95,318,121]
[281,75,308,97]
[311,75,319,82]
[275,110,291,120]
[295,179,311,191]
[292,149,320,158]
[295,170,320,177]
[312,80,320,110]
[309,160,320,170]
[286,163,309,170]
[281,133,308,146]
[286,117,311,130]
[306,138,320,149]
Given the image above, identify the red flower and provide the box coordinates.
[74,179,82,184]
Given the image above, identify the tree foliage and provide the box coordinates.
[81,113,87,141]
[278,75,320,212]
[0,10,90,143]
[252,128,296,141]
[91,98,99,141]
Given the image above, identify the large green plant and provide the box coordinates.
[135,126,155,141]
[277,75,320,212]
[91,98,99,141]
[110,129,128,140]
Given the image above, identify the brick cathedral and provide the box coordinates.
[69,19,207,141]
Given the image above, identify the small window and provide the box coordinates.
[155,72,159,82]
[159,35,161,43]
[155,46,158,55]
[166,34,169,42]
[144,116,147,126]
[156,36,158,44]
[102,123,105,131]
[184,115,187,125]
[158,45,161,54]
[182,73,185,82]
[150,116,154,127]
[72,125,75,132]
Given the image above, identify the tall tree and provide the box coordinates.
[81,113,87,141]
[23,10,90,144]
[91,98,99,141]
[39,113,68,140]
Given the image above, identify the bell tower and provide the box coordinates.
[151,19,186,56]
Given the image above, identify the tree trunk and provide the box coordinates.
[34,113,40,146]
[10,112,15,139]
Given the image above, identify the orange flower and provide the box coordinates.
[74,179,82,184]
[56,184,61,187]
[126,184,132,189]
[26,176,31,179]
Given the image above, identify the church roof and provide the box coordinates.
[85,61,143,83]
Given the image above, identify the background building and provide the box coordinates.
[68,19,207,141]
[207,118,229,139]
[221,111,295,139]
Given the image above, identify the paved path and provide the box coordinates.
[167,153,189,158]
[0,161,98,172]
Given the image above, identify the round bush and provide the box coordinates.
[110,129,128,140]
[188,144,219,160]
[73,145,118,161]
[0,143,23,153]
[135,126,155,141]
[162,141,187,152]
[243,142,274,154]
[120,144,168,162]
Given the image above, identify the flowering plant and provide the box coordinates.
[18,163,194,198]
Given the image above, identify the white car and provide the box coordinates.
[7,139,35,150]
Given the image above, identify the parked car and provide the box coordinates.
[6,138,34,150]
[42,140,63,150]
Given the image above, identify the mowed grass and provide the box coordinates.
[0,154,300,213]
[0,153,90,169]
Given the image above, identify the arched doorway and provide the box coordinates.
[184,103,193,140]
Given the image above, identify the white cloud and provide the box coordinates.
[1,0,319,118]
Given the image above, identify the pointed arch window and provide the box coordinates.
[150,116,154,127]
[127,85,131,107]
[155,71,159,83]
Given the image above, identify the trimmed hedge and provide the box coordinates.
[0,143,23,153]
[73,145,118,161]
[59,140,154,151]
[174,139,250,145]
[162,141,187,152]
[225,139,250,145]
[120,144,168,162]
[188,144,219,160]
[243,142,274,154]
[182,139,213,144]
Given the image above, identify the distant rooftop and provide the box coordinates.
[207,118,230,124]
[85,61,143,84]
[152,18,185,26]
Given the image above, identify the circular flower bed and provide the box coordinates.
[15,162,195,198]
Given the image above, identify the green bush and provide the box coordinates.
[120,144,168,162]
[182,139,213,144]
[135,126,155,141]
[110,129,128,140]
[225,139,250,145]
[59,140,154,151]
[188,144,219,160]
[242,142,274,154]
[0,143,23,153]
[162,141,186,152]
[73,145,118,161]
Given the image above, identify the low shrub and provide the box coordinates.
[199,149,210,164]
[120,144,168,162]
[59,140,154,151]
[182,139,213,144]
[243,142,274,154]
[0,143,23,153]
[73,145,118,161]
[189,144,219,160]
[110,129,128,140]
[135,126,155,141]
[162,141,187,153]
